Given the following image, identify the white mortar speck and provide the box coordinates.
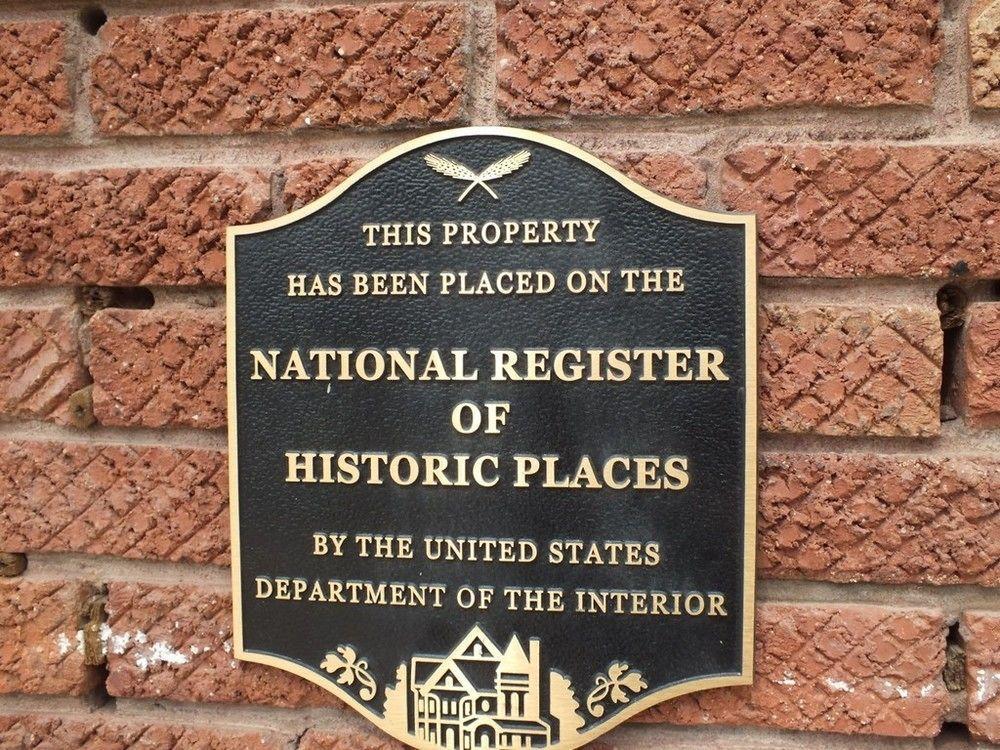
[98,623,113,655]
[55,630,85,657]
[134,640,191,670]
[879,679,909,699]
[975,669,1000,706]
[824,678,854,693]
[106,628,136,655]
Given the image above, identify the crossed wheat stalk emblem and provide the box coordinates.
[424,149,531,202]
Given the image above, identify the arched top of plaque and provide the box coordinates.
[231,126,755,237]
[227,127,756,750]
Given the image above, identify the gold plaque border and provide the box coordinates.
[226,126,757,750]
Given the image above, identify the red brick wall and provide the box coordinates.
[0,0,998,747]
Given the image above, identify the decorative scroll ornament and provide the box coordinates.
[424,149,531,202]
[321,645,377,700]
[586,662,648,717]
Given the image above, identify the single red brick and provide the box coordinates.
[497,0,940,118]
[642,604,947,737]
[971,1,1000,108]
[724,145,1000,278]
[89,309,226,430]
[0,308,87,426]
[759,453,1000,585]
[104,582,338,707]
[0,22,70,136]
[282,150,706,213]
[90,4,468,136]
[0,440,228,565]
[0,712,290,749]
[962,611,1000,743]
[0,578,100,697]
[759,305,942,437]
[957,303,1000,428]
[0,168,269,287]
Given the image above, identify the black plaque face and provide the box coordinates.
[228,127,756,750]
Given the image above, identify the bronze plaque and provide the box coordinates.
[228,127,756,749]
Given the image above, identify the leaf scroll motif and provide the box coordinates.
[477,149,531,181]
[321,645,377,701]
[423,153,477,181]
[423,149,531,202]
[586,662,648,717]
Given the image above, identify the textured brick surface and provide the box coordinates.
[601,151,707,205]
[105,582,338,707]
[759,305,942,437]
[0,22,70,136]
[642,604,946,737]
[759,453,1000,585]
[0,168,269,287]
[724,146,1000,278]
[958,303,1000,428]
[300,726,405,750]
[90,309,226,430]
[283,158,365,211]
[0,0,991,744]
[0,713,289,749]
[972,1,1000,108]
[91,4,468,136]
[497,0,940,118]
[282,150,706,212]
[963,611,1000,744]
[0,308,87,426]
[0,441,228,566]
[0,579,99,697]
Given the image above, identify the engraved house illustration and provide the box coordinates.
[383,625,585,749]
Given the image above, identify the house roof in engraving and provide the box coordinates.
[453,660,501,692]
[415,661,477,695]
[498,635,530,675]
[454,625,503,659]
[413,625,529,697]
[411,658,440,685]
